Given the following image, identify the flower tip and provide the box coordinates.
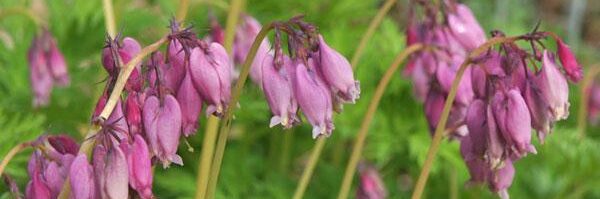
[269,116,282,128]
[498,190,510,199]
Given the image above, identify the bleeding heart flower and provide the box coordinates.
[124,134,153,199]
[261,54,299,128]
[177,70,203,136]
[318,35,360,103]
[143,95,183,167]
[291,61,334,138]
[69,154,97,199]
[447,3,487,50]
[556,39,583,82]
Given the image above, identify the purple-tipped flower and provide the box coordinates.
[177,70,203,136]
[291,62,334,138]
[556,39,583,82]
[189,46,230,116]
[143,95,183,167]
[125,135,154,199]
[447,4,486,50]
[261,54,299,128]
[69,154,96,199]
[318,35,360,103]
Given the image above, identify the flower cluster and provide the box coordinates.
[28,29,70,107]
[405,1,582,198]
[21,14,357,198]
[404,2,486,137]
[242,16,360,138]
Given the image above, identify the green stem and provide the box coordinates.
[292,137,327,199]
[205,23,275,199]
[577,65,600,139]
[223,0,246,53]
[195,116,220,199]
[102,0,117,37]
[176,0,190,22]
[410,36,518,199]
[350,0,396,69]
[337,44,425,199]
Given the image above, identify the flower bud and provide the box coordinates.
[356,166,387,199]
[291,62,334,138]
[69,154,96,199]
[447,4,486,50]
[143,95,183,167]
[318,35,360,103]
[556,39,583,82]
[125,92,143,136]
[261,54,299,128]
[47,38,69,86]
[177,70,203,136]
[125,135,153,199]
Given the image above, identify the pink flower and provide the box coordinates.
[556,39,583,82]
[143,95,183,167]
[291,62,333,138]
[318,35,360,103]
[261,54,299,128]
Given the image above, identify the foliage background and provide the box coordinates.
[1,0,600,198]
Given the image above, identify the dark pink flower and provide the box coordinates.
[177,70,203,136]
[124,135,153,199]
[356,166,387,199]
[556,39,583,82]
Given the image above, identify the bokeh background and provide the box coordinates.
[1,0,600,198]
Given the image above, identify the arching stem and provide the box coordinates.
[0,142,29,177]
[0,7,44,27]
[337,44,426,199]
[350,0,396,69]
[205,23,274,199]
[292,137,327,199]
[410,36,518,199]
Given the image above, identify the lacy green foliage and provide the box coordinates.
[0,0,599,198]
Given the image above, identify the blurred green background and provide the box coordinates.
[1,0,600,198]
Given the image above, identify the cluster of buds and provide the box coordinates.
[405,1,582,198]
[241,16,360,138]
[28,29,70,107]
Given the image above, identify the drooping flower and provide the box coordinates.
[93,144,129,199]
[261,54,299,128]
[291,62,334,138]
[189,46,231,116]
[142,95,183,167]
[124,134,153,199]
[176,70,203,136]
[318,35,360,103]
[447,3,487,50]
[69,154,97,199]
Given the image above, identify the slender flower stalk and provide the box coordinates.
[205,23,275,199]
[577,65,600,138]
[195,117,219,199]
[102,0,117,37]
[195,1,244,198]
[176,0,189,22]
[0,142,29,177]
[350,0,396,69]
[337,44,425,199]
[410,36,518,199]
[292,137,326,199]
